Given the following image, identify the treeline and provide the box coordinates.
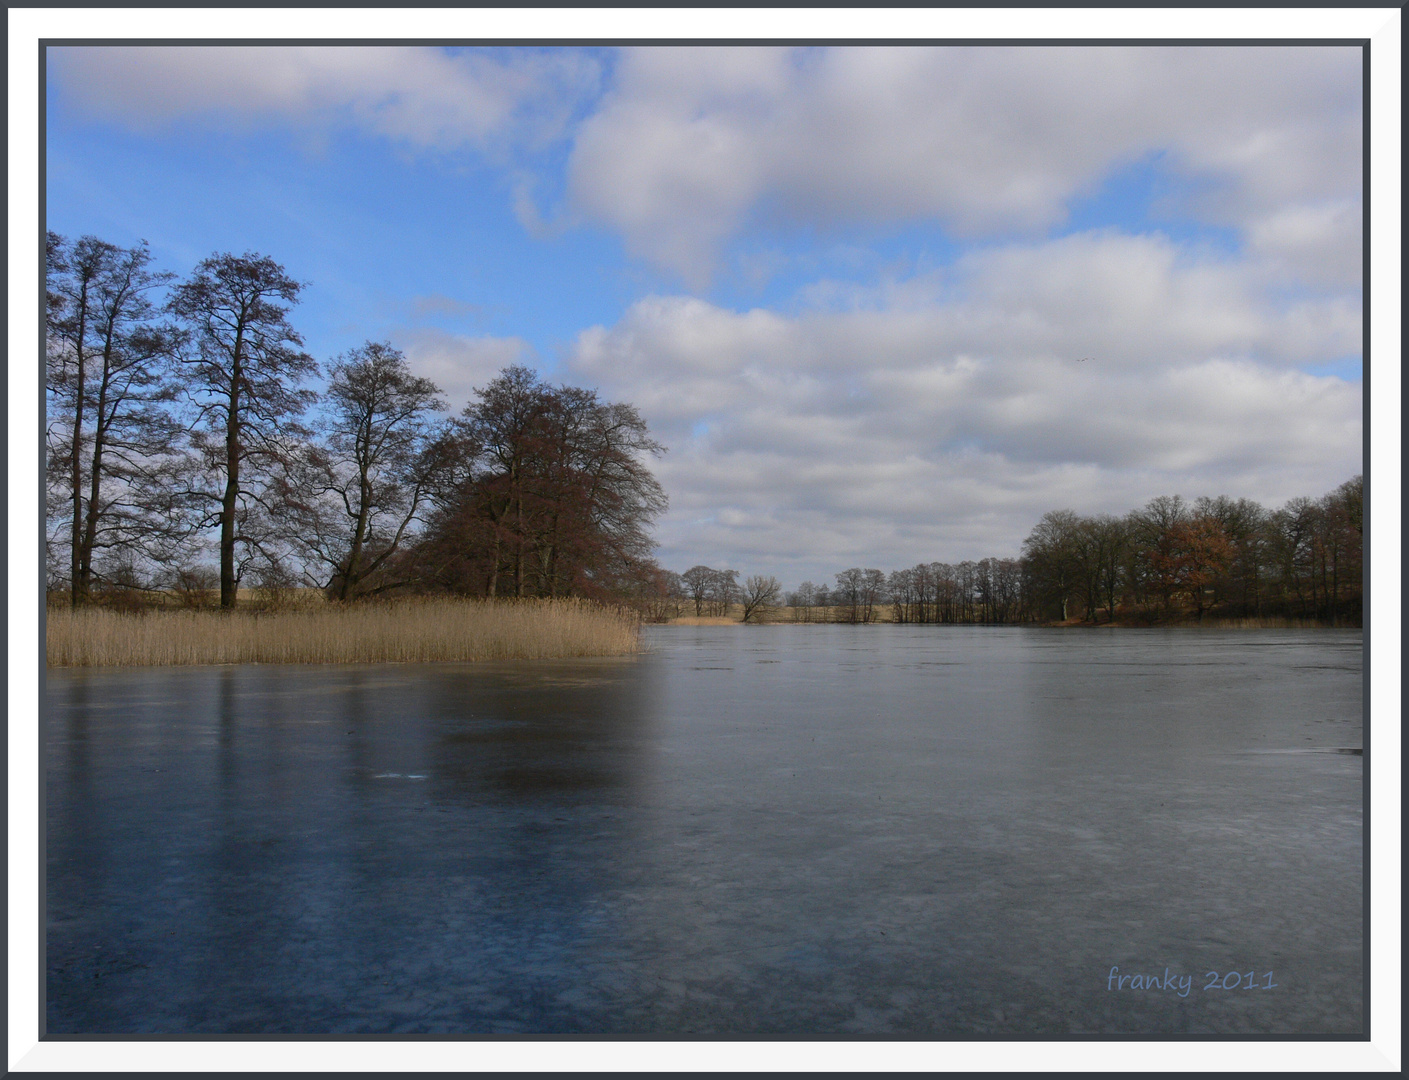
[1019,482,1362,626]
[659,477,1362,627]
[45,235,668,609]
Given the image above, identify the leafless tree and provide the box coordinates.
[1265,498,1315,618]
[1067,519,1106,623]
[1089,516,1128,623]
[1315,476,1362,625]
[1021,510,1083,621]
[888,568,916,623]
[681,565,715,616]
[633,566,685,622]
[741,574,781,622]
[991,557,1025,623]
[1195,495,1267,617]
[859,568,886,623]
[930,563,957,623]
[282,342,448,600]
[788,580,817,622]
[834,568,863,623]
[913,564,933,622]
[170,252,317,607]
[709,568,740,617]
[1125,495,1189,611]
[46,234,184,604]
[414,367,667,599]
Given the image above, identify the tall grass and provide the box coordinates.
[1203,616,1333,629]
[46,598,641,667]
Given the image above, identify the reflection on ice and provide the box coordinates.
[46,627,1362,1034]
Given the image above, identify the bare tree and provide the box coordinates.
[453,365,543,597]
[1068,518,1104,623]
[1147,513,1235,620]
[1195,495,1268,617]
[1316,475,1362,625]
[1021,510,1082,621]
[283,342,448,600]
[632,566,685,622]
[563,392,668,595]
[834,568,863,623]
[1090,515,1128,623]
[415,367,667,599]
[789,580,817,622]
[1126,495,1189,612]
[860,568,886,623]
[888,568,916,623]
[171,252,317,608]
[832,568,886,622]
[46,234,183,604]
[681,565,715,616]
[741,574,782,622]
[991,557,1025,623]
[710,568,739,617]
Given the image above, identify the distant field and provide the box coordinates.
[46,598,642,667]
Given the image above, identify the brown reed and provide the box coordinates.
[46,598,642,667]
[1202,616,1329,629]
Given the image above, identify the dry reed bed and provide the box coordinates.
[1203,617,1331,629]
[47,599,641,667]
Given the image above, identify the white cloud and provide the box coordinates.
[50,45,600,154]
[568,231,1362,582]
[1245,200,1363,289]
[395,328,533,413]
[49,44,1364,584]
[567,45,1361,281]
[52,45,1361,287]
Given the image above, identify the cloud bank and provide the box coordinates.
[396,329,534,414]
[50,44,1363,583]
[568,230,1361,579]
[567,45,1361,281]
[51,45,601,155]
[52,44,1361,281]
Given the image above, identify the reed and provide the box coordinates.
[1203,616,1332,629]
[46,598,642,667]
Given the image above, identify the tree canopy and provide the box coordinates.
[45,239,671,609]
[410,366,668,600]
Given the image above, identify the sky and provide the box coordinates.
[44,44,1364,588]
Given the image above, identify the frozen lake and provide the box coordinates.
[45,625,1364,1034]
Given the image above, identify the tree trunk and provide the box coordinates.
[514,492,525,597]
[1329,544,1339,627]
[69,281,89,607]
[78,337,114,600]
[340,466,373,601]
[220,326,244,609]
[486,513,501,598]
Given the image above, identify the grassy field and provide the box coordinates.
[46,598,642,667]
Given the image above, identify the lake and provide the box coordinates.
[44,625,1364,1035]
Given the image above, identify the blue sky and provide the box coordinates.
[45,102,633,371]
[45,44,1364,586]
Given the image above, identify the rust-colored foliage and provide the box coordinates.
[1145,514,1237,617]
[412,367,668,602]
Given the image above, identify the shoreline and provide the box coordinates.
[651,611,1354,630]
[44,601,1357,669]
